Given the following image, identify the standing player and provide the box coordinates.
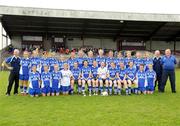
[41,65,51,96]
[71,62,82,94]
[77,50,85,68]
[143,52,153,71]
[68,51,77,70]
[60,63,73,95]
[115,51,124,68]
[96,49,106,67]
[106,50,114,68]
[91,60,99,95]
[146,64,156,94]
[81,60,92,96]
[30,49,41,73]
[97,62,109,94]
[117,62,128,95]
[28,65,41,97]
[126,61,137,95]
[135,64,147,94]
[59,55,68,70]
[40,52,50,73]
[19,51,31,95]
[49,52,58,72]
[87,50,94,67]
[124,51,134,68]
[134,52,144,71]
[107,62,118,95]
[51,64,61,96]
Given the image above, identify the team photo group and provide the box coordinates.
[3,48,177,97]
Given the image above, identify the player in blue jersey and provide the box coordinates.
[91,60,99,95]
[68,51,77,70]
[30,50,41,72]
[96,49,106,67]
[135,64,147,94]
[41,65,51,96]
[40,52,50,73]
[126,61,137,95]
[71,62,82,94]
[106,50,115,68]
[146,64,156,94]
[28,65,41,97]
[49,53,58,72]
[60,63,73,95]
[134,52,144,71]
[87,50,94,67]
[58,55,68,70]
[117,62,128,95]
[81,60,92,96]
[143,52,153,71]
[124,51,134,68]
[19,51,31,95]
[107,62,118,95]
[77,50,85,68]
[115,51,124,68]
[51,64,61,96]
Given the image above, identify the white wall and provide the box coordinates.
[66,37,116,50]
[0,22,2,50]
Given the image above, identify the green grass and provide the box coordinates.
[0,70,180,126]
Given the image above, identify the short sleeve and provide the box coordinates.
[5,57,12,64]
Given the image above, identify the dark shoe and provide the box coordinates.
[172,91,176,93]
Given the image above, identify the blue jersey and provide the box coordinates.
[68,58,77,70]
[117,68,127,80]
[136,70,146,88]
[91,66,98,79]
[87,57,95,67]
[71,67,81,80]
[134,58,144,70]
[58,60,67,70]
[19,58,31,75]
[81,66,91,79]
[124,57,134,68]
[106,57,115,68]
[114,58,124,68]
[146,70,156,87]
[41,58,50,73]
[108,67,118,79]
[143,58,153,71]
[41,72,52,88]
[77,57,85,68]
[49,58,58,72]
[126,67,136,81]
[29,72,40,89]
[30,57,41,71]
[51,71,61,88]
[96,56,106,67]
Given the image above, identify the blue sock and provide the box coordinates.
[128,87,131,94]
[135,88,138,94]
[114,87,117,94]
[78,85,81,93]
[109,86,112,94]
[20,85,23,93]
[118,88,121,94]
[92,86,96,93]
[71,87,74,94]
[96,86,99,93]
[24,86,27,93]
[88,86,92,94]
[82,86,85,93]
[100,86,103,93]
[105,86,108,92]
[125,88,129,95]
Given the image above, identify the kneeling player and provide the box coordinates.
[136,64,146,94]
[146,64,156,94]
[51,64,61,96]
[81,60,92,96]
[60,63,73,95]
[19,51,30,95]
[117,62,128,95]
[126,61,137,94]
[71,62,82,94]
[41,65,51,96]
[107,62,118,95]
[28,65,41,97]
[91,60,99,95]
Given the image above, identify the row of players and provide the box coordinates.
[17,50,156,97]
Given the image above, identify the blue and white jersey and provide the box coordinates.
[30,57,41,72]
[77,57,85,68]
[124,57,134,68]
[143,58,153,71]
[49,57,58,72]
[81,66,91,79]
[71,67,81,80]
[114,58,124,68]
[91,66,98,79]
[58,60,67,70]
[29,72,41,89]
[117,67,127,80]
[96,56,106,67]
[51,71,61,88]
[146,70,156,87]
[41,72,52,88]
[106,57,115,68]
[134,58,144,70]
[40,58,50,73]
[108,67,118,79]
[19,58,31,75]
[126,67,136,81]
[68,58,77,70]
[87,57,95,67]
[60,69,73,86]
[136,70,147,88]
